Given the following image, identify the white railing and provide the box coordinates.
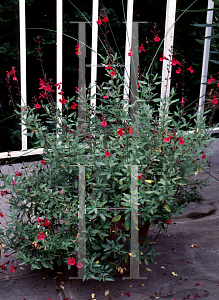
[0,0,218,160]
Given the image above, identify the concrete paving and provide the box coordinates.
[0,139,218,300]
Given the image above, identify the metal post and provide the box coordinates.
[199,0,215,116]
[19,0,27,151]
[56,0,63,111]
[160,0,177,110]
[123,0,134,114]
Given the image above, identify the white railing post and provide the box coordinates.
[90,0,99,113]
[199,0,214,117]
[123,0,134,114]
[19,0,27,151]
[160,0,177,110]
[56,0,63,111]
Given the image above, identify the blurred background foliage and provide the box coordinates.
[0,0,218,152]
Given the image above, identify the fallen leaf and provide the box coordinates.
[186,261,194,264]
[60,285,64,289]
[193,295,200,298]
[105,290,109,296]
[172,272,179,277]
[57,272,62,274]
[190,244,203,249]
[195,283,201,286]
[91,293,95,299]
[145,268,152,272]
[139,284,145,287]
[147,242,156,245]
[161,266,165,269]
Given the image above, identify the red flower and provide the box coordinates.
[178,137,185,145]
[54,82,62,90]
[0,212,4,218]
[105,64,113,70]
[171,58,181,66]
[1,264,7,270]
[13,76,17,81]
[128,49,134,56]
[122,291,131,297]
[15,171,21,177]
[207,76,216,84]
[138,173,143,180]
[166,219,171,224]
[67,257,75,265]
[102,15,109,22]
[41,159,46,165]
[176,67,182,74]
[75,87,81,92]
[37,217,44,225]
[44,220,50,226]
[187,66,193,73]
[1,191,6,197]
[159,54,168,61]
[139,44,145,53]
[180,97,185,104]
[60,96,67,104]
[76,260,83,268]
[103,94,108,99]
[96,17,102,25]
[75,43,81,56]
[110,70,116,77]
[201,151,206,159]
[10,266,15,273]
[37,232,45,240]
[105,150,111,157]
[35,101,41,109]
[211,96,218,105]
[117,127,124,136]
[128,126,134,134]
[100,119,107,127]
[164,134,173,143]
[154,34,160,42]
[71,102,78,109]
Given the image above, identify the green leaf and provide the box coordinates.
[164,204,171,212]
[41,261,49,268]
[112,215,121,222]
[100,213,106,221]
[124,221,129,231]
[145,267,152,272]
[92,244,101,250]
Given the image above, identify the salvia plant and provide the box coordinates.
[0,9,217,282]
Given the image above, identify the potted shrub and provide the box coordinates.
[0,15,217,282]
